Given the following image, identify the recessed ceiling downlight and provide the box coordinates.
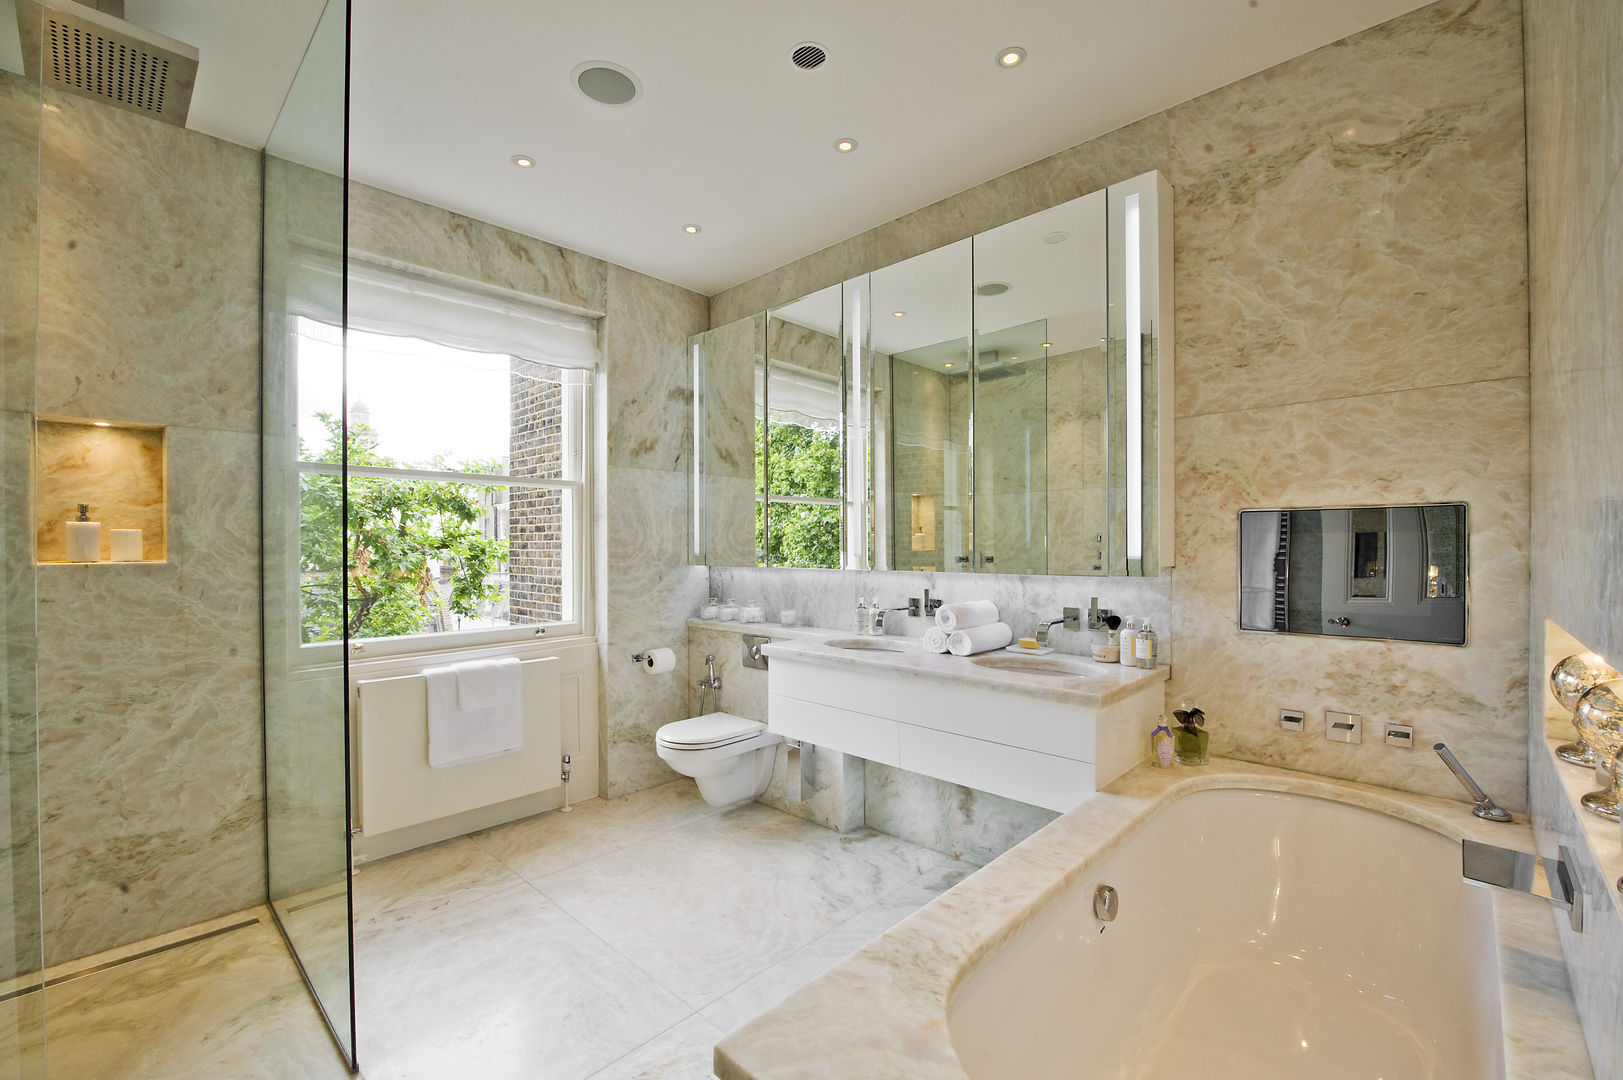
[791,42,828,69]
[511,154,535,168]
[834,138,858,153]
[997,46,1026,68]
[573,61,642,107]
[683,224,701,234]
[976,281,1012,297]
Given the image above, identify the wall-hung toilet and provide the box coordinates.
[656,712,781,807]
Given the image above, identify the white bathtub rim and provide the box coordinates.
[713,757,1593,1080]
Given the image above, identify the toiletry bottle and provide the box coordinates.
[1150,722,1174,767]
[1136,621,1159,670]
[66,503,101,563]
[855,596,869,635]
[1118,619,1138,666]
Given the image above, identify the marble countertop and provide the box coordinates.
[757,634,1168,708]
[686,618,840,641]
[714,758,1593,1080]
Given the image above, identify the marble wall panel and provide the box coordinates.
[1167,0,1528,419]
[601,465,709,798]
[347,183,606,316]
[862,763,1055,866]
[35,91,260,433]
[1524,1,1623,1070]
[1171,379,1531,808]
[33,422,165,562]
[36,427,263,963]
[602,266,706,472]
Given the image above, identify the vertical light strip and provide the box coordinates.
[846,287,864,568]
[691,341,704,561]
[1125,192,1143,563]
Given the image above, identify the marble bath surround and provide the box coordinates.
[715,759,1592,1080]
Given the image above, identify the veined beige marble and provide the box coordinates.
[716,759,1591,1080]
[603,266,707,472]
[1171,378,1532,809]
[36,89,260,433]
[1167,0,1528,418]
[33,421,165,562]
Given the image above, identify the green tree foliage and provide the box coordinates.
[301,413,509,642]
[755,418,841,568]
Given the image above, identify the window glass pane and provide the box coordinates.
[295,319,584,476]
[298,476,577,642]
[763,502,841,568]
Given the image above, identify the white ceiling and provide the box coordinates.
[84,0,1430,296]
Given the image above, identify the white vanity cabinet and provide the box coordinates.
[763,640,1166,812]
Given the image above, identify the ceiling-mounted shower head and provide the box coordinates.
[16,0,198,127]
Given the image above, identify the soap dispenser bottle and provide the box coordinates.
[66,503,101,562]
[1136,621,1159,670]
[1118,619,1138,666]
[855,596,870,635]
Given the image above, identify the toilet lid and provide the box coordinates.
[658,712,766,749]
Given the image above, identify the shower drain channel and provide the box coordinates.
[0,914,263,1003]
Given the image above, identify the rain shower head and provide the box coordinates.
[17,0,198,127]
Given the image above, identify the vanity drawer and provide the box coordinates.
[768,694,901,767]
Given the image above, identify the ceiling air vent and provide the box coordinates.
[791,43,828,70]
[17,0,199,127]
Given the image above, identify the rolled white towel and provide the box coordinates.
[947,622,1013,656]
[922,627,950,654]
[936,599,1000,632]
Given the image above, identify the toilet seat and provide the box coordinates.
[656,712,765,751]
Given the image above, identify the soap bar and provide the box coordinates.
[110,528,143,562]
[1018,637,1039,650]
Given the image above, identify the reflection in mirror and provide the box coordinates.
[1238,505,1467,645]
[974,192,1108,575]
[869,240,973,572]
[763,286,843,567]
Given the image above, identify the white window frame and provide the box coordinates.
[282,285,598,665]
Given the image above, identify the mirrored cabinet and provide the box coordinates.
[692,170,1173,577]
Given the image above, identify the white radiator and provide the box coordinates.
[355,656,563,836]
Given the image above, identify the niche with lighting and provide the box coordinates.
[34,418,167,564]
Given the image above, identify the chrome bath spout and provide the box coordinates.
[1433,742,1513,822]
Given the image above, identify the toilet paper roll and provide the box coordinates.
[642,647,676,674]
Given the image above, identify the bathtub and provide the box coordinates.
[950,790,1502,1079]
[714,762,1593,1080]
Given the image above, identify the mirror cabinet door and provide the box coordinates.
[762,285,845,568]
[868,239,974,573]
[974,190,1109,576]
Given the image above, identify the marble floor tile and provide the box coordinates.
[533,802,950,1009]
[582,1014,728,1080]
[698,858,979,1035]
[469,780,723,881]
[41,918,347,1080]
[354,876,690,1080]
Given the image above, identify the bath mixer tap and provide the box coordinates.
[1460,839,1583,932]
[1433,743,1512,822]
[1086,597,1114,632]
[872,604,913,633]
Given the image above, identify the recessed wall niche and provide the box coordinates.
[34,419,167,564]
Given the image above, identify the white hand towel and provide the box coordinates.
[922,627,950,654]
[947,622,1013,656]
[425,660,525,768]
[454,656,522,711]
[936,600,1000,632]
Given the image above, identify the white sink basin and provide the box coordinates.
[823,637,921,652]
[970,654,1105,677]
